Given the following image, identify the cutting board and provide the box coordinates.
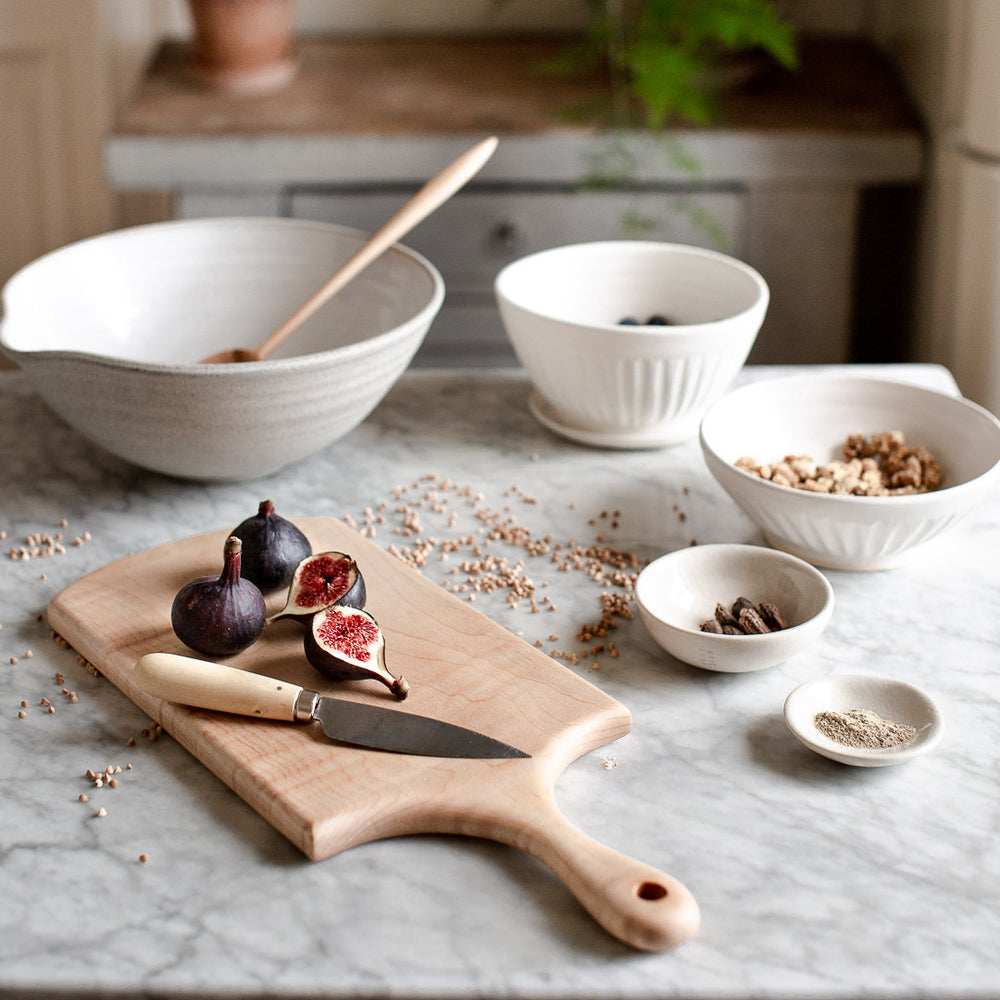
[47,517,698,951]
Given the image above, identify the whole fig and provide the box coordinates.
[305,605,408,699]
[231,499,312,592]
[171,536,266,657]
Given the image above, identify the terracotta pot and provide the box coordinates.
[187,0,297,95]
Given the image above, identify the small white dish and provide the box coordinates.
[528,391,700,449]
[635,543,834,673]
[783,674,943,767]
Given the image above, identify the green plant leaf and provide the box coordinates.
[627,41,716,126]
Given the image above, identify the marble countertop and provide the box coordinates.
[1,363,997,999]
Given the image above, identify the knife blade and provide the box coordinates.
[134,652,530,759]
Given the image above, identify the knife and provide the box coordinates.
[134,652,530,759]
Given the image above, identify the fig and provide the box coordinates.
[171,536,266,657]
[268,551,366,624]
[231,499,312,592]
[305,605,408,700]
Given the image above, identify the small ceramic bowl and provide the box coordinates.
[634,543,834,673]
[0,218,444,481]
[783,674,943,767]
[494,241,768,447]
[699,372,1000,569]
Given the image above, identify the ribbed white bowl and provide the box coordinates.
[699,373,1000,569]
[1,218,444,481]
[495,241,768,446]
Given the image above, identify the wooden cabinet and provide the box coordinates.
[104,36,922,367]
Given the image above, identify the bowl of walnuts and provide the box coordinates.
[699,373,1000,570]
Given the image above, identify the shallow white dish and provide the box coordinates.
[496,241,768,447]
[0,218,444,481]
[635,543,834,673]
[783,674,943,767]
[699,373,1000,569]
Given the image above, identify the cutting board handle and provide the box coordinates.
[467,782,699,952]
[526,800,699,952]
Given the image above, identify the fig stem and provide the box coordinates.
[221,536,244,585]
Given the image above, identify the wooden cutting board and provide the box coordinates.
[47,517,698,951]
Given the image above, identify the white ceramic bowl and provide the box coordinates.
[494,241,769,447]
[634,543,834,673]
[0,218,444,481]
[783,674,943,767]
[700,373,1000,570]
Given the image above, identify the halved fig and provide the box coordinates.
[267,551,366,625]
[305,605,408,699]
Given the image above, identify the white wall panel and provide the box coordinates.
[947,154,1000,413]
[959,0,1000,158]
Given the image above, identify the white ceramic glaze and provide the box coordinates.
[494,241,768,445]
[634,543,834,673]
[783,674,943,767]
[0,218,444,481]
[699,373,1000,570]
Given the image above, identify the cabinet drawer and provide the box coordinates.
[289,188,745,294]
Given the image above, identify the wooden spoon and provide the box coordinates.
[200,135,499,364]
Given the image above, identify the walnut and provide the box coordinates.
[736,431,941,497]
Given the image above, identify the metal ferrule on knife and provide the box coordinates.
[293,688,320,722]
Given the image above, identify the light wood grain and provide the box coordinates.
[47,517,699,951]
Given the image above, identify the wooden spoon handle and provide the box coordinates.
[253,135,499,361]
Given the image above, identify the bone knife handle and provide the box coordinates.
[135,652,305,722]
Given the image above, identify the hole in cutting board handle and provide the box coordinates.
[636,881,669,901]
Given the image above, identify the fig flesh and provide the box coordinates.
[305,605,408,699]
[231,499,312,593]
[171,536,266,657]
[268,551,366,624]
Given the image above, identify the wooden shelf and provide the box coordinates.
[116,34,921,138]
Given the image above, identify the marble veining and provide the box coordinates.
[1,364,997,999]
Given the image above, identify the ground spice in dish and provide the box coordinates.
[814,707,916,749]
